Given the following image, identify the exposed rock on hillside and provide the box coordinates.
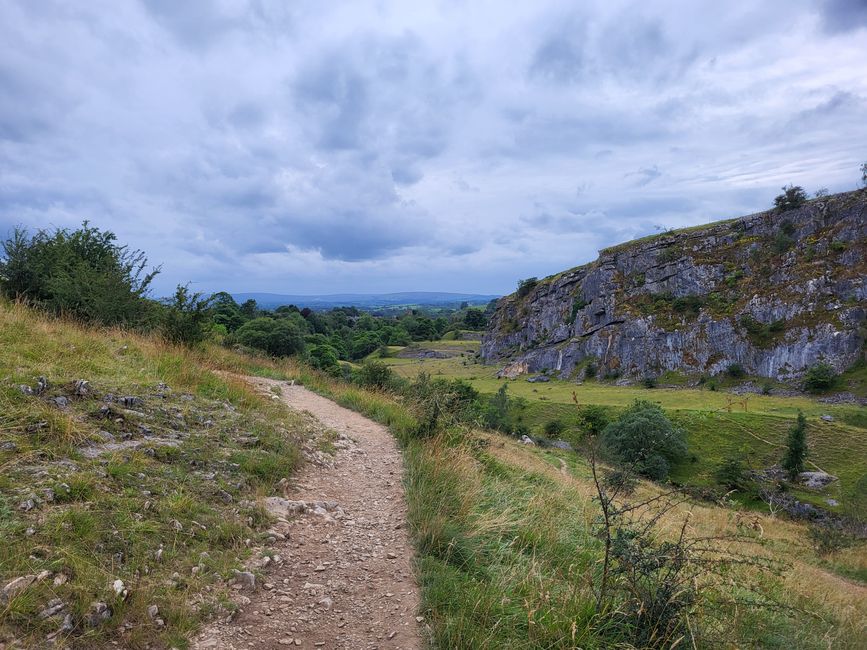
[482,190,867,381]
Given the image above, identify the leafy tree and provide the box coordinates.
[349,330,383,360]
[773,185,807,212]
[210,292,245,332]
[0,222,158,325]
[308,344,340,372]
[781,411,808,478]
[239,299,258,318]
[861,161,867,188]
[160,284,212,346]
[803,362,837,392]
[233,317,305,357]
[464,309,487,329]
[602,400,687,480]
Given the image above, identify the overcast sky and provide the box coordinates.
[1,1,866,296]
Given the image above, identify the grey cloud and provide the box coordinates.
[1,1,865,295]
[820,0,867,32]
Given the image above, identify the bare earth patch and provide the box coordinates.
[194,379,422,650]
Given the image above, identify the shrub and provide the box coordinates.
[543,419,565,437]
[773,185,807,212]
[355,361,397,390]
[781,411,808,479]
[463,309,487,329]
[602,469,637,496]
[714,455,748,491]
[233,317,306,357]
[577,404,609,435]
[601,400,687,480]
[803,362,837,392]
[483,384,512,433]
[308,344,340,373]
[159,284,212,346]
[726,363,746,379]
[861,161,867,188]
[584,361,597,380]
[642,376,657,389]
[807,524,856,556]
[814,187,829,199]
[516,277,538,299]
[0,222,158,326]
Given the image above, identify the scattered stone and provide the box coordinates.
[549,440,573,451]
[1,441,17,452]
[18,496,38,511]
[232,570,256,591]
[38,599,66,619]
[35,376,49,394]
[26,420,48,432]
[826,498,839,507]
[2,575,36,601]
[53,574,68,586]
[17,384,34,396]
[112,579,128,598]
[73,379,91,396]
[51,396,70,409]
[217,489,233,504]
[86,601,112,627]
[520,435,536,446]
[118,396,144,407]
[820,414,834,422]
[527,375,550,383]
[797,471,838,489]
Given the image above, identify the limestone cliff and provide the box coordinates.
[481,190,867,381]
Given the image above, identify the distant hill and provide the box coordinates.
[229,291,500,310]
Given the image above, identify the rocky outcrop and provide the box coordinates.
[482,190,867,381]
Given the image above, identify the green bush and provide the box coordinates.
[642,376,657,389]
[803,362,837,392]
[159,284,212,346]
[543,419,565,437]
[577,404,609,435]
[601,400,687,480]
[308,344,340,373]
[781,411,808,478]
[773,185,807,212]
[515,277,538,299]
[355,361,398,390]
[714,455,748,491]
[483,384,512,433]
[233,317,306,357]
[0,222,158,326]
[726,363,746,379]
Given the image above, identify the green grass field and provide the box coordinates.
[377,341,867,519]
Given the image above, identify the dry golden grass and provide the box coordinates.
[483,431,867,642]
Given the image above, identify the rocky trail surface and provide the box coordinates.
[194,379,423,650]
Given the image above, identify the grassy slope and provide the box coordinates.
[260,359,866,648]
[378,342,867,519]
[0,302,317,648]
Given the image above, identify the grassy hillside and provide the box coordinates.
[0,301,319,648]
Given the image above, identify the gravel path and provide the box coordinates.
[194,379,422,650]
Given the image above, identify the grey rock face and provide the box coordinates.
[482,191,867,381]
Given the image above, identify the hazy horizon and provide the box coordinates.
[2,1,866,296]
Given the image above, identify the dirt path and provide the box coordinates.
[194,379,423,650]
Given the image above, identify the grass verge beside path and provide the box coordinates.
[212,355,867,649]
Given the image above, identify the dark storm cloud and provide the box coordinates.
[0,0,865,295]
[820,0,867,32]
